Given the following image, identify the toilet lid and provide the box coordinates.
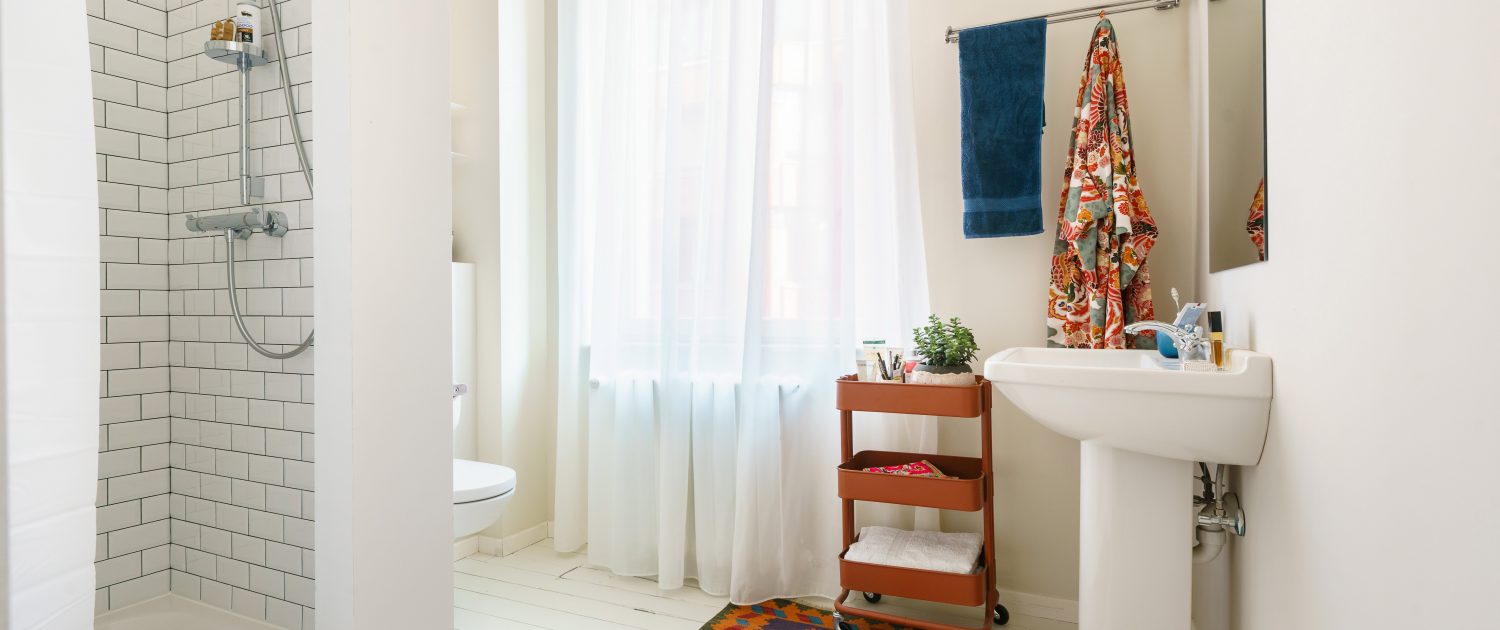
[454,459,517,503]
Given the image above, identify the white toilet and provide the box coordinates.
[453,458,516,540]
[450,263,518,540]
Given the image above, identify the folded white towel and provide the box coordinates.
[844,526,982,574]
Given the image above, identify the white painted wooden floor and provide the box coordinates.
[453,538,1076,630]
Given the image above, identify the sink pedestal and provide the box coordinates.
[1079,440,1191,630]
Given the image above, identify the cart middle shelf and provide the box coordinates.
[838,450,988,512]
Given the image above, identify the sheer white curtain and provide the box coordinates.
[554,0,933,604]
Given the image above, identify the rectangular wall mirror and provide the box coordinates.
[1208,0,1267,271]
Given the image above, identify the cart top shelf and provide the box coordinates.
[835,375,989,417]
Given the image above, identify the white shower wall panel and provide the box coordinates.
[86,0,316,626]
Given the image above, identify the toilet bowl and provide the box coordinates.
[453,458,516,540]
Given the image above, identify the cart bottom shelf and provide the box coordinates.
[833,591,1006,630]
[838,551,986,607]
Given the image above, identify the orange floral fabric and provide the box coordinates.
[1246,178,1267,261]
[1045,19,1157,349]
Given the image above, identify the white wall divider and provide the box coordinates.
[313,0,454,627]
[1,0,104,626]
[1203,1,1500,627]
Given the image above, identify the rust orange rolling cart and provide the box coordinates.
[831,375,1007,630]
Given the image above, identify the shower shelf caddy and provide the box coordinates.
[833,375,1007,630]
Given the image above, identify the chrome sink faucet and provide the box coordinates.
[1124,320,1211,365]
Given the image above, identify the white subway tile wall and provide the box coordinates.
[92,0,174,614]
[89,0,313,626]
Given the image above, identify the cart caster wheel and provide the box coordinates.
[862,592,881,604]
[993,604,1010,625]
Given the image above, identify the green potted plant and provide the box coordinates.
[910,315,980,385]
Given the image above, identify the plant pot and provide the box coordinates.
[909,363,973,385]
[913,363,972,374]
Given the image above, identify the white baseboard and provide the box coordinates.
[476,535,503,556]
[998,589,1079,624]
[453,536,480,561]
[500,521,550,555]
[475,521,551,557]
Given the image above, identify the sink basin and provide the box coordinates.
[984,347,1272,465]
[984,346,1272,630]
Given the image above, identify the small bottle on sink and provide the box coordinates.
[1207,311,1226,370]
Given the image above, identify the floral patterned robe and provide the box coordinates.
[1045,19,1158,350]
[1247,178,1267,261]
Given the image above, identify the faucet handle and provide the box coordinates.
[1182,328,1213,362]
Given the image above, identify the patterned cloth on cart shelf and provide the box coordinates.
[845,526,983,574]
[860,459,949,478]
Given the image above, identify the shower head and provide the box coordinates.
[184,208,289,239]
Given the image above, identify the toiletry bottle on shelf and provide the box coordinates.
[1207,311,1226,370]
[858,339,885,381]
[235,13,253,43]
[234,3,260,44]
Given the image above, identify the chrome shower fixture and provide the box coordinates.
[184,208,290,239]
[191,0,314,360]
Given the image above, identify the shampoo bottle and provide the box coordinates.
[235,3,261,44]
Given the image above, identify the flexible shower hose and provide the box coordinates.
[225,0,316,360]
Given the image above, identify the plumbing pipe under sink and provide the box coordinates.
[1192,466,1233,630]
[1193,462,1229,565]
[1192,523,1231,630]
[1193,522,1227,565]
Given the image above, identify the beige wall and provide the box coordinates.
[491,0,559,540]
[451,0,558,541]
[908,1,1196,601]
[451,0,500,462]
[1205,0,1500,627]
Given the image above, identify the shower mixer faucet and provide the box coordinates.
[184,208,290,239]
[184,0,312,361]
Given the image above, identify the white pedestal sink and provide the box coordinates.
[985,348,1271,630]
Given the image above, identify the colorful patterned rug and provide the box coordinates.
[702,598,913,629]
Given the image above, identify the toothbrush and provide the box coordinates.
[1171,287,1182,314]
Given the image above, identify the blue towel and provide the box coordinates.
[959,19,1047,238]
